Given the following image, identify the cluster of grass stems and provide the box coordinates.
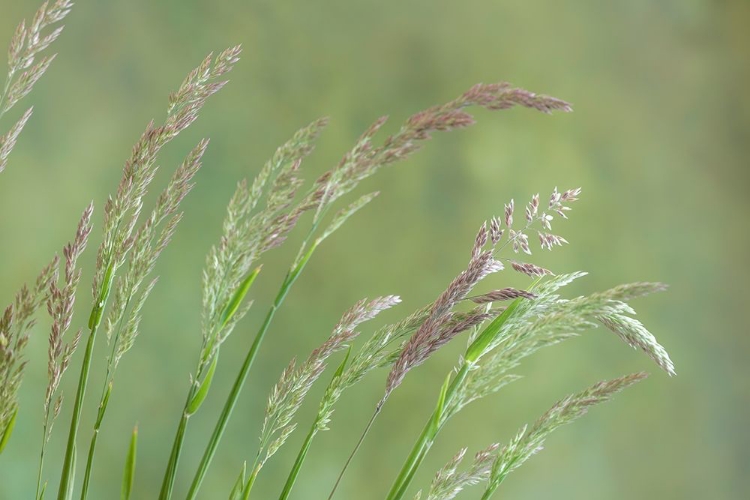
[0,2,674,499]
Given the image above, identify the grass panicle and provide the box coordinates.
[385,223,505,400]
[200,118,328,374]
[161,117,329,500]
[415,444,499,500]
[382,191,672,500]
[0,0,73,174]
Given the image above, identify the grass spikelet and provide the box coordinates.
[0,106,33,174]
[385,223,503,399]
[599,314,675,376]
[468,288,536,304]
[420,444,499,500]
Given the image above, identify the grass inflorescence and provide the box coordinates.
[0,2,674,499]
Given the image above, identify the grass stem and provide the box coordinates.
[56,323,98,500]
[185,234,321,499]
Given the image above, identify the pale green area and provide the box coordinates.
[0,0,747,498]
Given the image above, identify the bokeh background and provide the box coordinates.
[1,0,748,498]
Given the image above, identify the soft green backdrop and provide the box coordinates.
[1,0,747,499]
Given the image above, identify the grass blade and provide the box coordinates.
[0,407,17,453]
[187,355,218,415]
[228,463,246,500]
[120,426,138,500]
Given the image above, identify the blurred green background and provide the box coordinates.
[1,0,747,498]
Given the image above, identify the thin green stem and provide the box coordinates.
[36,418,49,499]
[81,378,111,500]
[158,400,193,500]
[185,271,294,499]
[56,323,98,500]
[242,463,260,499]
[278,420,317,500]
[80,429,99,499]
[185,233,322,500]
[80,292,133,500]
[327,405,381,500]
[385,363,471,500]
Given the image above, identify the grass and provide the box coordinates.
[0,2,673,499]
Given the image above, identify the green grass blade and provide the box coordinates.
[81,381,112,500]
[187,355,218,415]
[385,364,471,500]
[120,426,138,500]
[159,407,191,499]
[57,324,98,500]
[280,349,349,500]
[219,266,262,328]
[0,407,17,454]
[186,239,320,500]
[228,462,246,500]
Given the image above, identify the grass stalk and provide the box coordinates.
[185,241,318,499]
[384,363,471,500]
[326,406,381,500]
[80,381,111,499]
[183,199,326,499]
[56,322,98,500]
[36,419,48,499]
[158,392,194,499]
[277,421,316,500]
